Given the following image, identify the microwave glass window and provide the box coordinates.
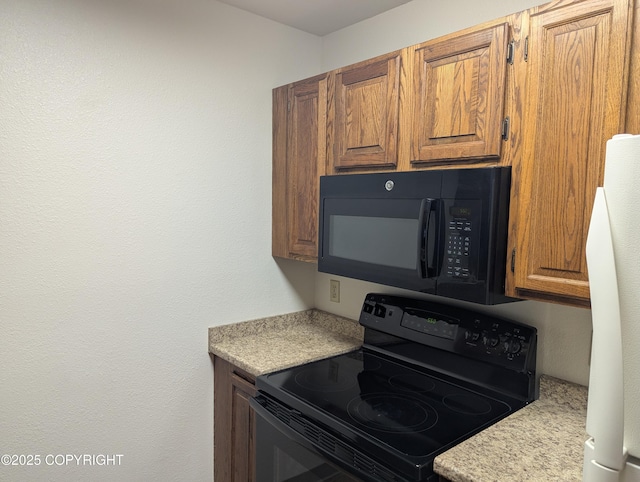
[329,215,419,269]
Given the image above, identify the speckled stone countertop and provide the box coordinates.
[435,375,588,482]
[209,312,588,481]
[208,309,364,376]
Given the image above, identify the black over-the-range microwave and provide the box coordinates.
[318,166,519,305]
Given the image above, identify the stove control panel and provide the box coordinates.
[460,317,534,368]
[360,293,537,373]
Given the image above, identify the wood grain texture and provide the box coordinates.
[410,23,509,163]
[271,0,637,298]
[230,372,256,481]
[288,77,326,258]
[625,0,640,133]
[329,51,404,171]
[271,85,289,258]
[213,356,257,482]
[272,74,327,261]
[513,0,633,303]
[503,11,530,297]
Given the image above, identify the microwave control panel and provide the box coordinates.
[442,200,481,280]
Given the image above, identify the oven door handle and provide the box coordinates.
[250,396,389,481]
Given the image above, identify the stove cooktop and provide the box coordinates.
[254,293,538,481]
[272,349,515,455]
[256,348,521,480]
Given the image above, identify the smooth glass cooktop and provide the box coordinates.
[259,349,515,459]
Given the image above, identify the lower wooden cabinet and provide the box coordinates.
[213,355,256,482]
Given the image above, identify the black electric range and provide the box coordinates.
[251,293,538,481]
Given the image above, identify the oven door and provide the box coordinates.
[250,395,404,482]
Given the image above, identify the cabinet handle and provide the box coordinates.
[507,40,515,65]
[502,117,510,141]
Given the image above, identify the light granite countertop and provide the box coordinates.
[208,309,364,376]
[208,310,588,481]
[435,375,588,481]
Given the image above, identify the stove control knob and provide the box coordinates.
[373,304,386,318]
[465,330,481,342]
[483,333,500,348]
[504,339,522,355]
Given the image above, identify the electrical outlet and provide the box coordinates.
[330,279,340,303]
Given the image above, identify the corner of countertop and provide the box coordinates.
[434,374,589,482]
[208,308,364,376]
[538,374,588,409]
[309,309,364,340]
[208,308,363,347]
[209,309,312,346]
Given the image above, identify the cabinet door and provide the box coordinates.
[329,50,405,171]
[410,23,509,164]
[213,356,257,482]
[272,75,327,260]
[512,0,632,304]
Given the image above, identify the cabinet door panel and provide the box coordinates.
[272,75,327,261]
[411,24,509,163]
[331,52,403,170]
[513,0,632,303]
[288,79,326,257]
[428,53,479,139]
[231,373,256,481]
[213,356,257,482]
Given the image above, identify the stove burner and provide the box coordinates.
[347,394,438,433]
[389,373,436,393]
[442,393,493,415]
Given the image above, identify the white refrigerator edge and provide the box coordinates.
[584,134,640,482]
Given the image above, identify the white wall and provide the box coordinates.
[321,0,544,70]
[0,0,596,479]
[0,0,321,480]
[314,0,593,387]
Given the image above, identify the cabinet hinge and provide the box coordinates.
[506,40,515,65]
[501,116,510,141]
[511,248,516,273]
[524,36,529,62]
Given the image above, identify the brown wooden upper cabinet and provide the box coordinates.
[272,0,639,309]
[327,50,406,172]
[409,23,510,165]
[508,0,634,305]
[326,22,512,174]
[272,74,327,261]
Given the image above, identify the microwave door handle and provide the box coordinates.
[418,199,435,278]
